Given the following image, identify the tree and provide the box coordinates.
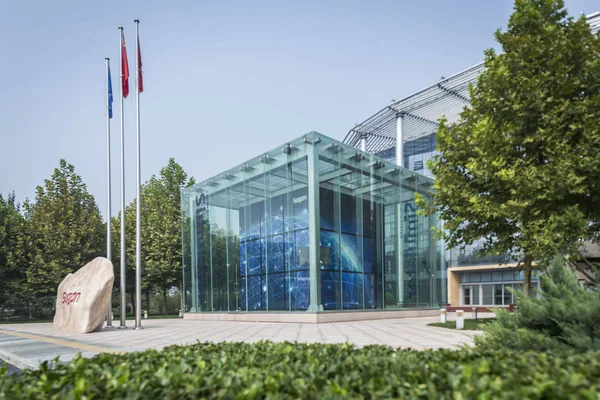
[24,159,105,297]
[142,159,195,314]
[0,192,27,315]
[418,0,600,295]
[110,212,137,316]
[475,255,600,353]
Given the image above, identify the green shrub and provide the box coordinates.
[1,342,600,399]
[476,255,600,353]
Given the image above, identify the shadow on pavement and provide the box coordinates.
[1,359,22,375]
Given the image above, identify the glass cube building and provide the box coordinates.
[181,132,445,313]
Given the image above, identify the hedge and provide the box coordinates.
[1,342,600,399]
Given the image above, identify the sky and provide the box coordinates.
[1,0,598,220]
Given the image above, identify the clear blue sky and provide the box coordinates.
[1,0,597,220]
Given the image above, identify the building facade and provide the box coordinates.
[181,133,445,318]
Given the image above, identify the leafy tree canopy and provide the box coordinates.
[111,158,194,314]
[0,192,27,308]
[418,0,600,293]
[24,159,105,296]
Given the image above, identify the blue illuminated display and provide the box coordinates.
[238,184,380,311]
[239,187,310,310]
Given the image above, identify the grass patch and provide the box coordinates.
[1,342,599,398]
[429,318,494,330]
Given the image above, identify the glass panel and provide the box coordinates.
[492,271,503,282]
[321,271,341,310]
[461,273,471,283]
[469,273,481,283]
[516,270,524,281]
[482,284,493,305]
[513,283,523,295]
[494,284,503,305]
[364,274,376,309]
[503,284,513,305]
[289,271,310,310]
[268,273,287,310]
[480,271,491,282]
[181,189,193,312]
[471,285,480,306]
[463,287,471,306]
[503,271,515,281]
[342,272,363,309]
[529,282,538,298]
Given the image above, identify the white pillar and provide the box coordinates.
[360,134,367,152]
[396,113,405,167]
[395,114,405,307]
[456,309,464,330]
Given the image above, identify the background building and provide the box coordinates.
[182,133,445,321]
[343,11,600,310]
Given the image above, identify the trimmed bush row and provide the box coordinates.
[1,342,600,399]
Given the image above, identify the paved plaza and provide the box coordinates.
[0,315,486,370]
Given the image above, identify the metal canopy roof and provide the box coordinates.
[344,11,600,155]
[589,11,600,33]
[343,63,482,154]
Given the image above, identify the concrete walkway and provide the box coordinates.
[0,315,485,370]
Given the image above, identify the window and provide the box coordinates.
[414,160,423,171]
[471,285,480,306]
[463,286,471,305]
[492,271,503,282]
[515,270,524,280]
[494,284,503,305]
[480,271,491,282]
[462,285,480,306]
[482,285,493,305]
[503,271,515,281]
[503,284,513,305]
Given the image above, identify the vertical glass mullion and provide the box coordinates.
[208,190,214,311]
[243,174,250,310]
[372,160,382,309]
[286,160,293,311]
[414,176,420,308]
[263,162,270,311]
[225,186,231,312]
[334,147,342,310]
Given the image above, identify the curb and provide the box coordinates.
[0,347,37,371]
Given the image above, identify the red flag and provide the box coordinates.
[121,32,130,98]
[137,34,143,93]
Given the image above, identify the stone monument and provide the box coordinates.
[53,257,114,333]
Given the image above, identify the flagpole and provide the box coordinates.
[118,26,127,329]
[105,57,114,328]
[134,18,143,330]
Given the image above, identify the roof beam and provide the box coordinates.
[436,83,471,103]
[400,112,439,128]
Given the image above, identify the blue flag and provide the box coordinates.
[108,65,113,119]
